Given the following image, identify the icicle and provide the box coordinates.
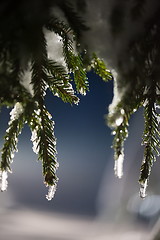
[114,152,124,178]
[46,184,57,201]
[0,171,8,191]
[139,180,148,198]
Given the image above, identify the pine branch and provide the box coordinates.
[45,17,89,94]
[30,29,58,200]
[58,0,89,39]
[139,86,160,198]
[46,60,79,104]
[0,53,22,105]
[91,53,113,81]
[0,1,118,201]
[29,106,58,200]
[58,26,89,94]
[108,108,130,178]
[1,103,24,173]
[70,54,88,95]
[107,75,144,179]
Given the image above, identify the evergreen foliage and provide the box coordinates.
[108,1,160,197]
[0,1,110,200]
[0,0,159,201]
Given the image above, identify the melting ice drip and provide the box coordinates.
[0,171,8,191]
[46,184,57,201]
[114,152,124,178]
[139,180,148,198]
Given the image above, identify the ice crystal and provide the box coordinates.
[114,152,124,178]
[0,171,8,191]
[46,184,57,201]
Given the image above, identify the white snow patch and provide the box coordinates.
[44,29,66,68]
[10,102,23,122]
[115,116,123,127]
[21,64,34,96]
[108,71,126,115]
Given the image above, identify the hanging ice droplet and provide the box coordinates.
[139,180,148,198]
[0,171,8,191]
[111,130,116,135]
[46,184,57,201]
[114,153,124,178]
[11,153,15,159]
[115,116,123,126]
[120,109,125,115]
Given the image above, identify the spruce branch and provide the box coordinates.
[46,60,79,104]
[108,107,130,178]
[45,17,89,95]
[0,1,115,201]
[30,29,58,200]
[62,32,88,95]
[91,53,113,82]
[29,106,58,200]
[57,0,89,39]
[139,84,160,198]
[1,103,24,173]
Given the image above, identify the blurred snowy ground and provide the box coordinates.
[0,208,148,240]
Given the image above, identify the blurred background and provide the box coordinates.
[0,71,159,239]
